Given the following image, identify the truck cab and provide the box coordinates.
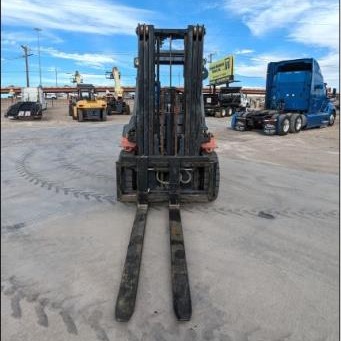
[265,58,336,128]
[231,58,336,135]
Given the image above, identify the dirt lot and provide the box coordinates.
[1,100,339,341]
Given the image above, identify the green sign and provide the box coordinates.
[209,56,234,85]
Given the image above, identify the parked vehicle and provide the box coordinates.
[231,58,336,135]
[204,87,249,117]
[5,87,46,120]
[68,84,107,122]
[105,67,131,115]
[45,93,57,100]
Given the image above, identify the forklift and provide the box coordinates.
[69,84,107,122]
[115,24,220,322]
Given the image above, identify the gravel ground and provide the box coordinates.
[1,100,339,341]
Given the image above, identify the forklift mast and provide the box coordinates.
[117,24,219,203]
[135,25,207,156]
[115,25,219,322]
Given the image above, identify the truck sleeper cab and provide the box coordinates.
[231,58,336,135]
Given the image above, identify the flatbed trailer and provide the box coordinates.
[204,86,249,118]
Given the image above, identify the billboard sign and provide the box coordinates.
[209,56,234,85]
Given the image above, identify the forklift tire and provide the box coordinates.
[205,151,220,202]
[289,114,302,133]
[278,114,290,135]
[328,112,336,126]
[68,105,73,116]
[77,109,83,122]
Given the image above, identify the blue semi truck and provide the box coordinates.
[231,58,336,135]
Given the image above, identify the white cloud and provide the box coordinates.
[235,52,297,78]
[41,47,116,68]
[235,52,339,88]
[223,0,339,51]
[224,0,339,88]
[288,5,339,50]
[235,49,254,55]
[1,0,154,36]
[316,52,339,88]
[2,30,64,53]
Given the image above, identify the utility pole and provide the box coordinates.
[34,28,42,86]
[21,45,33,87]
[55,67,58,87]
[207,52,216,63]
[207,52,216,94]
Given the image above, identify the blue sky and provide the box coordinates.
[1,0,339,90]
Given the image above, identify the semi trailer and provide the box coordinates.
[204,87,250,117]
[231,58,336,135]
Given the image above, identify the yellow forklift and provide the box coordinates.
[69,84,107,122]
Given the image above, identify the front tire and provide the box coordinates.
[329,112,336,126]
[278,115,290,135]
[68,104,73,116]
[77,109,83,122]
[102,109,107,121]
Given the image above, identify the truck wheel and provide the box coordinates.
[328,112,336,126]
[77,109,83,122]
[226,107,233,117]
[289,114,302,133]
[278,115,290,135]
[220,108,227,117]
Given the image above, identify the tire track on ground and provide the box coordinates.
[15,150,116,205]
[56,154,115,184]
[184,204,337,221]
[13,151,338,221]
